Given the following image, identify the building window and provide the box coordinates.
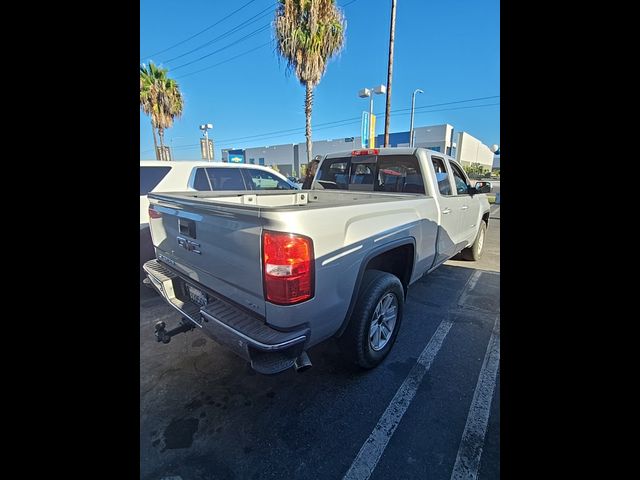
[249,158,255,164]
[428,146,441,152]
[259,158,265,165]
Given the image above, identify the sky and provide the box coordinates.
[140,0,500,160]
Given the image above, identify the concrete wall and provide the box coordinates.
[296,137,362,165]
[243,144,296,174]
[412,124,452,154]
[456,132,494,171]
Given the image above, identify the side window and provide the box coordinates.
[315,158,350,189]
[431,157,452,196]
[376,155,424,194]
[140,166,172,195]
[206,168,247,190]
[449,162,469,195]
[193,168,212,191]
[242,169,292,190]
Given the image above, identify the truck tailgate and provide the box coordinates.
[148,194,265,317]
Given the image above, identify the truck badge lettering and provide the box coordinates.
[177,236,201,254]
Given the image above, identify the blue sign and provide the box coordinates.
[361,112,370,148]
[228,149,245,163]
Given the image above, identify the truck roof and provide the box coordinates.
[323,147,457,161]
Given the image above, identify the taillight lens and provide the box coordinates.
[262,231,314,305]
[148,207,162,219]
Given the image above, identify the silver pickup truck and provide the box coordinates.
[144,147,490,374]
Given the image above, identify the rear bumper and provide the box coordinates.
[143,259,309,374]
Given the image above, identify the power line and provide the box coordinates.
[171,24,271,71]
[163,4,275,64]
[218,103,500,149]
[142,101,499,154]
[176,42,272,79]
[215,96,500,144]
[158,0,359,78]
[140,0,261,61]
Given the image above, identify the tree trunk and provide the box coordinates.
[151,120,159,160]
[158,127,165,161]
[305,82,313,165]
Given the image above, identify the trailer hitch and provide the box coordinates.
[154,317,196,344]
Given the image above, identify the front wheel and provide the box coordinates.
[462,221,487,261]
[339,270,404,369]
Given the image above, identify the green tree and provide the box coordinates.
[274,0,345,164]
[140,62,184,160]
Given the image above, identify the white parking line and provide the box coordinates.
[342,318,454,480]
[450,316,500,480]
[457,270,483,307]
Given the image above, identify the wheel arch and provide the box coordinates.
[334,238,415,338]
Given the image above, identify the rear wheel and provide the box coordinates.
[339,270,404,369]
[462,221,487,261]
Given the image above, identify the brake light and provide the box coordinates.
[262,231,314,305]
[352,149,379,156]
[148,207,162,219]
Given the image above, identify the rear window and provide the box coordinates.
[193,168,248,191]
[140,166,171,195]
[314,155,424,194]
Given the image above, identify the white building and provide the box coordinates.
[222,124,494,176]
[455,132,495,172]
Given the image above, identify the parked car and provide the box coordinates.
[140,161,298,226]
[143,148,490,374]
[140,161,298,278]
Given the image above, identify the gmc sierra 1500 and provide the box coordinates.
[144,147,490,374]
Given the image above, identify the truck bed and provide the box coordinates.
[149,189,424,211]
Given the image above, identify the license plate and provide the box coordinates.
[185,283,208,307]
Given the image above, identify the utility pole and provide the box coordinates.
[409,89,423,148]
[383,0,397,147]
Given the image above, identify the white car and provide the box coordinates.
[140,161,298,278]
[140,161,298,226]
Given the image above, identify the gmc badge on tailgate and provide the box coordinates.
[177,236,201,254]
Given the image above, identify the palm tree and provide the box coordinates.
[140,62,184,160]
[274,0,345,165]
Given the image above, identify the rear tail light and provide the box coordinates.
[262,231,314,305]
[148,207,162,219]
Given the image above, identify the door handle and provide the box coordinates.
[461,205,469,210]
[442,208,451,214]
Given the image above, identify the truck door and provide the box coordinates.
[430,155,467,263]
[448,160,481,246]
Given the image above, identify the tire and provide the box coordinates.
[462,221,487,261]
[338,270,404,369]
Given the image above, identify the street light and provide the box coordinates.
[199,123,213,161]
[409,88,423,148]
[358,84,386,147]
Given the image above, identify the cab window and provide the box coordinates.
[449,161,470,195]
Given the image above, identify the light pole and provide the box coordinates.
[358,84,386,147]
[409,88,423,148]
[199,123,213,161]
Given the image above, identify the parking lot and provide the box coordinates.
[140,204,500,480]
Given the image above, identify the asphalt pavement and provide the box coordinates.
[140,204,500,480]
